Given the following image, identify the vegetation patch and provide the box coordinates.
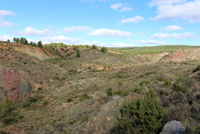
[111,91,164,134]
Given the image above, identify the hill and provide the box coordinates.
[0,42,200,134]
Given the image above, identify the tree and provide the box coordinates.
[113,91,164,134]
[91,45,97,49]
[19,37,24,44]
[37,41,43,48]
[29,42,33,46]
[24,39,28,45]
[13,37,16,43]
[7,39,10,43]
[32,42,37,47]
[16,38,19,43]
[76,50,80,57]
[101,47,108,53]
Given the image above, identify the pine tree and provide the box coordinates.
[13,37,16,43]
[16,38,19,43]
[37,41,43,48]
[76,50,80,57]
[114,91,164,134]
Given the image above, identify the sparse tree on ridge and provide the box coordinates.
[16,38,19,43]
[38,41,43,48]
[33,42,37,47]
[13,37,16,43]
[7,39,10,43]
[91,44,97,49]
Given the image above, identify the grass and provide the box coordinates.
[110,45,200,55]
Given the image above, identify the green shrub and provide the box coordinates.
[67,98,73,103]
[106,88,113,96]
[134,87,141,94]
[66,120,75,125]
[193,65,200,73]
[113,91,164,134]
[116,72,130,79]
[76,50,80,57]
[139,80,150,86]
[22,94,42,108]
[171,82,188,94]
[101,47,108,53]
[0,98,20,125]
[164,79,171,86]
[91,45,97,49]
[114,89,130,96]
[79,94,92,101]
[179,76,194,88]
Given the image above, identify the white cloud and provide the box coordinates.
[0,35,12,41]
[110,3,122,10]
[16,27,53,36]
[39,35,81,44]
[110,3,133,12]
[0,18,13,27]
[132,39,165,44]
[0,10,16,16]
[64,26,91,32]
[121,16,144,24]
[148,0,187,7]
[162,25,183,31]
[88,29,132,37]
[152,32,196,39]
[153,0,200,23]
[0,10,16,27]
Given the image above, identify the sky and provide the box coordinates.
[0,0,200,47]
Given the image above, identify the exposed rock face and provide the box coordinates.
[0,67,32,101]
[57,49,67,57]
[160,120,185,134]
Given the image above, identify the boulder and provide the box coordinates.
[19,82,32,99]
[112,95,120,101]
[160,120,185,134]
[97,67,104,71]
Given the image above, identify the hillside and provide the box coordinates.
[0,43,200,134]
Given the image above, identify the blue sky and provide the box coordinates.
[0,0,200,47]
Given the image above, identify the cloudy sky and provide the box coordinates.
[0,0,200,47]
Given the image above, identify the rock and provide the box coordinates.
[97,67,104,71]
[19,82,32,99]
[113,95,120,101]
[77,69,83,73]
[160,120,185,134]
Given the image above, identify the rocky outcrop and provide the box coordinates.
[160,120,185,134]
[0,67,32,101]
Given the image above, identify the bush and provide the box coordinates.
[171,82,188,94]
[79,94,92,101]
[67,98,73,103]
[114,89,130,96]
[164,79,171,86]
[193,65,200,73]
[112,91,164,134]
[0,98,20,125]
[76,50,80,57]
[106,88,113,96]
[91,45,97,49]
[101,47,108,53]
